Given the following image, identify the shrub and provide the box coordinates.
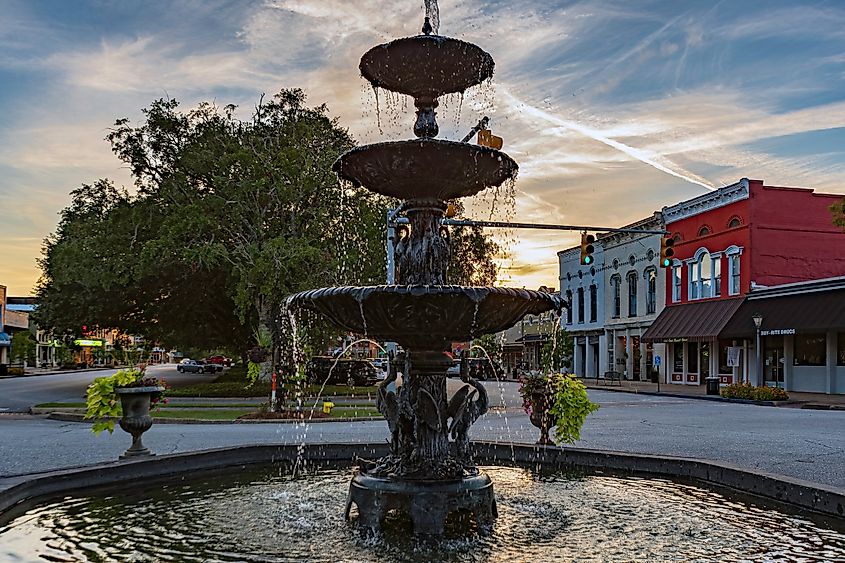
[721,382,789,401]
[519,373,599,444]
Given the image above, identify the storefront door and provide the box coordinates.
[764,335,784,388]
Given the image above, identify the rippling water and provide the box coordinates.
[1,466,843,562]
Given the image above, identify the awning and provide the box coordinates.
[721,288,845,338]
[516,334,549,343]
[0,332,10,346]
[642,298,744,343]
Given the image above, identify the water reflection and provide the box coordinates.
[1,466,842,562]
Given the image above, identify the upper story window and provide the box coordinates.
[698,225,711,237]
[611,275,621,318]
[565,290,573,324]
[627,271,638,317]
[645,267,657,314]
[589,284,597,323]
[577,287,585,323]
[672,262,682,302]
[726,246,743,295]
[688,248,721,300]
[728,216,743,229]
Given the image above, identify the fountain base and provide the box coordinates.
[345,471,497,535]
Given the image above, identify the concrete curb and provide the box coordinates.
[45,412,384,425]
[0,367,117,379]
[585,384,788,407]
[0,442,842,522]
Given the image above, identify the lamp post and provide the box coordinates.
[752,313,763,387]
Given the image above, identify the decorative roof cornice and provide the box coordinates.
[662,178,750,224]
[747,275,845,300]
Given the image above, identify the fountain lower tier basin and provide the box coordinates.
[3,464,842,562]
[346,471,496,535]
[360,34,494,99]
[287,285,560,347]
[332,139,517,201]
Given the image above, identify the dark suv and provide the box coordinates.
[305,356,378,387]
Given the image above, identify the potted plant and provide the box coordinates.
[85,365,167,458]
[519,372,599,446]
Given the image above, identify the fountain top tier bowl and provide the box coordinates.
[360,34,494,99]
[333,138,517,200]
[288,285,561,349]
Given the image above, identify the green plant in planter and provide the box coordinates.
[85,367,166,434]
[519,373,599,445]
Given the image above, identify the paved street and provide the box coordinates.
[0,364,216,413]
[1,388,843,489]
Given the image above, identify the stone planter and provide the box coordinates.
[115,386,164,459]
[528,390,555,446]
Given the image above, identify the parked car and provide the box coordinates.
[177,359,218,374]
[206,355,232,367]
[370,358,389,380]
[305,356,378,387]
[446,357,501,380]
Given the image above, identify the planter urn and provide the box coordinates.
[115,386,164,459]
[528,390,555,446]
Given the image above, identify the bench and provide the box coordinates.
[601,371,623,386]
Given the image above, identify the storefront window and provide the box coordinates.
[700,342,710,377]
[577,287,584,323]
[718,340,732,373]
[673,344,683,372]
[688,342,699,373]
[794,334,826,366]
[839,333,845,366]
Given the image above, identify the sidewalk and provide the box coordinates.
[582,378,845,408]
[0,366,110,379]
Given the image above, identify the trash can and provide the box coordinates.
[706,376,720,396]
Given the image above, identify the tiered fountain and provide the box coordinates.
[288,16,560,535]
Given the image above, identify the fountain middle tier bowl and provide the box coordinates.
[333,139,518,201]
[288,285,560,348]
[360,34,494,99]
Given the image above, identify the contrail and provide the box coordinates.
[502,89,715,191]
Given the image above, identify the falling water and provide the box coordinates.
[424,0,440,35]
[469,344,516,462]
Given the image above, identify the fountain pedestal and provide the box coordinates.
[345,471,497,535]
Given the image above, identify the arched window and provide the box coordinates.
[728,216,742,229]
[672,260,683,302]
[565,290,573,324]
[698,225,711,237]
[589,284,597,322]
[645,267,657,314]
[726,245,743,295]
[672,233,682,243]
[577,287,585,323]
[688,248,720,300]
[610,275,621,318]
[627,271,638,317]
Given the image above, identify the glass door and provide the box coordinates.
[764,335,784,388]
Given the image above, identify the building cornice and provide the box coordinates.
[662,178,750,225]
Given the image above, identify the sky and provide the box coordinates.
[1,0,845,296]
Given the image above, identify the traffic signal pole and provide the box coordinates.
[392,216,668,235]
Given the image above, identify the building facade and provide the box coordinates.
[0,285,8,366]
[600,213,667,381]
[559,243,606,378]
[644,178,845,389]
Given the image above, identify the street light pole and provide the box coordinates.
[752,313,763,387]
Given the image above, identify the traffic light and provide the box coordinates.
[580,232,595,265]
[659,236,675,268]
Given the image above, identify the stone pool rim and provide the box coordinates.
[0,442,842,523]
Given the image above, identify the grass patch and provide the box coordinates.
[168,366,378,398]
[330,407,381,417]
[153,408,255,420]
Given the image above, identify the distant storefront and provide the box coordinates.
[721,277,845,395]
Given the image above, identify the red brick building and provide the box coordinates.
[643,178,845,388]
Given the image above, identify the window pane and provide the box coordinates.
[700,254,711,298]
[713,257,721,296]
[689,264,699,300]
[613,278,621,317]
[565,290,572,324]
[838,333,845,366]
[673,265,682,302]
[589,285,597,323]
[577,287,584,323]
[647,269,656,314]
[673,344,684,372]
[794,334,826,366]
[688,342,699,373]
[628,274,637,317]
[730,254,740,295]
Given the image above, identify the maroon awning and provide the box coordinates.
[642,298,744,343]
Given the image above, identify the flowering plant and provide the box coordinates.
[84,366,168,435]
[519,372,599,444]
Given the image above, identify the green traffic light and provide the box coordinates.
[662,258,671,267]
[584,256,593,265]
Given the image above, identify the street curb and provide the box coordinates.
[45,412,384,425]
[0,367,117,379]
[0,442,842,521]
[584,384,790,407]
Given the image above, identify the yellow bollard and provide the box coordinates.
[323,401,334,415]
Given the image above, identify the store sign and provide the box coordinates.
[760,329,796,336]
[665,338,688,343]
[74,339,104,347]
